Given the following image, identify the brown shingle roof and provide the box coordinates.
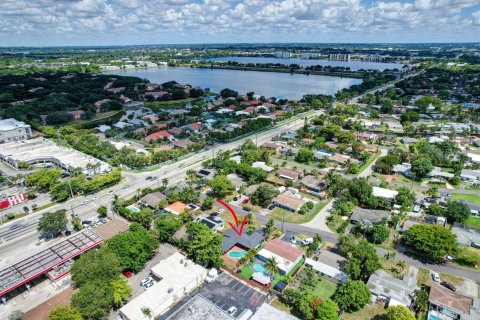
[429,284,473,315]
[264,239,303,263]
[273,194,304,211]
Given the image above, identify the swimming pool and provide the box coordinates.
[127,205,140,213]
[427,315,439,320]
[253,263,267,274]
[228,251,247,259]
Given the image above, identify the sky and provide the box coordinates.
[1,0,480,47]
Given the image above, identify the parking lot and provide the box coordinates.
[200,272,267,317]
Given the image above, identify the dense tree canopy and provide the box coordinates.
[37,210,67,238]
[405,224,457,260]
[155,213,183,242]
[71,247,121,287]
[106,223,157,272]
[183,222,223,268]
[332,280,371,313]
[338,235,380,281]
[48,306,83,320]
[208,175,236,198]
[445,200,471,223]
[250,184,279,207]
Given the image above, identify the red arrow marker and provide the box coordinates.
[216,199,248,236]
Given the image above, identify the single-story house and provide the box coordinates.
[330,154,356,165]
[168,127,184,136]
[300,175,327,193]
[305,250,348,284]
[226,173,246,190]
[367,268,418,307]
[350,207,391,226]
[196,168,215,180]
[257,239,304,275]
[273,194,305,212]
[467,152,480,164]
[373,186,398,201]
[222,228,265,253]
[195,214,225,232]
[164,201,187,215]
[139,192,166,209]
[276,168,302,180]
[460,169,480,182]
[428,167,454,180]
[428,284,480,320]
[172,139,194,149]
[97,124,112,133]
[145,130,174,142]
[392,163,411,175]
[261,142,282,153]
[252,161,274,172]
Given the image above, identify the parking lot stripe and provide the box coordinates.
[243,288,252,296]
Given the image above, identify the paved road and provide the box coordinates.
[0,112,319,266]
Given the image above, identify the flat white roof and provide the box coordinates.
[373,186,398,200]
[119,252,207,320]
[250,303,299,320]
[0,118,30,131]
[0,138,110,173]
[305,258,348,283]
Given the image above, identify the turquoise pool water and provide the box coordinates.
[127,205,140,213]
[228,251,247,259]
[428,315,438,320]
[253,263,267,274]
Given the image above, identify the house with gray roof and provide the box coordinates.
[349,207,391,226]
[222,229,265,253]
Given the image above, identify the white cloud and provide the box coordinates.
[0,0,478,44]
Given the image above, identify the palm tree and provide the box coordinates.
[186,169,196,184]
[142,307,152,319]
[396,260,407,273]
[264,257,279,276]
[162,177,169,188]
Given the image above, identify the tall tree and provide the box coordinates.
[37,210,67,238]
[48,306,83,320]
[111,276,132,308]
[183,222,223,268]
[445,200,471,223]
[405,224,457,261]
[332,280,370,313]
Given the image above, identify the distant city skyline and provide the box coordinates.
[1,0,480,47]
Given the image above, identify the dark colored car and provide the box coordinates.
[23,206,29,212]
[441,281,457,292]
[233,195,241,201]
[242,207,251,212]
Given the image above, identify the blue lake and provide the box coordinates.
[107,67,362,99]
[201,56,403,71]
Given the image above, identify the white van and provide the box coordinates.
[205,268,218,283]
[302,238,313,245]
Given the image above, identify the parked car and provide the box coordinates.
[290,235,297,244]
[227,307,237,316]
[205,269,218,283]
[146,176,153,180]
[140,277,153,287]
[23,206,29,212]
[217,208,225,214]
[302,238,313,245]
[268,204,276,210]
[233,195,241,201]
[123,184,129,189]
[441,281,457,291]
[431,272,441,282]
[242,198,250,204]
[123,271,133,278]
[242,207,251,212]
[144,281,154,289]
[108,190,114,194]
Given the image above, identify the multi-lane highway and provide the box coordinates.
[0,113,318,265]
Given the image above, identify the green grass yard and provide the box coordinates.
[451,193,480,205]
[465,216,480,229]
[308,278,336,300]
[269,202,326,224]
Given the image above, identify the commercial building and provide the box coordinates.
[118,252,207,320]
[0,138,110,175]
[0,118,32,143]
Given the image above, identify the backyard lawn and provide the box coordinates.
[340,304,387,320]
[308,278,336,300]
[269,202,326,224]
[465,216,480,229]
[451,193,480,205]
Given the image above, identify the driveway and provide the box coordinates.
[300,199,334,232]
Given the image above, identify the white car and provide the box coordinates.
[217,208,225,214]
[302,238,313,245]
[227,307,237,316]
[144,281,154,289]
[140,276,153,287]
[290,236,297,244]
[431,272,441,282]
[206,269,218,283]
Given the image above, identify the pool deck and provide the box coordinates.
[222,245,247,269]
